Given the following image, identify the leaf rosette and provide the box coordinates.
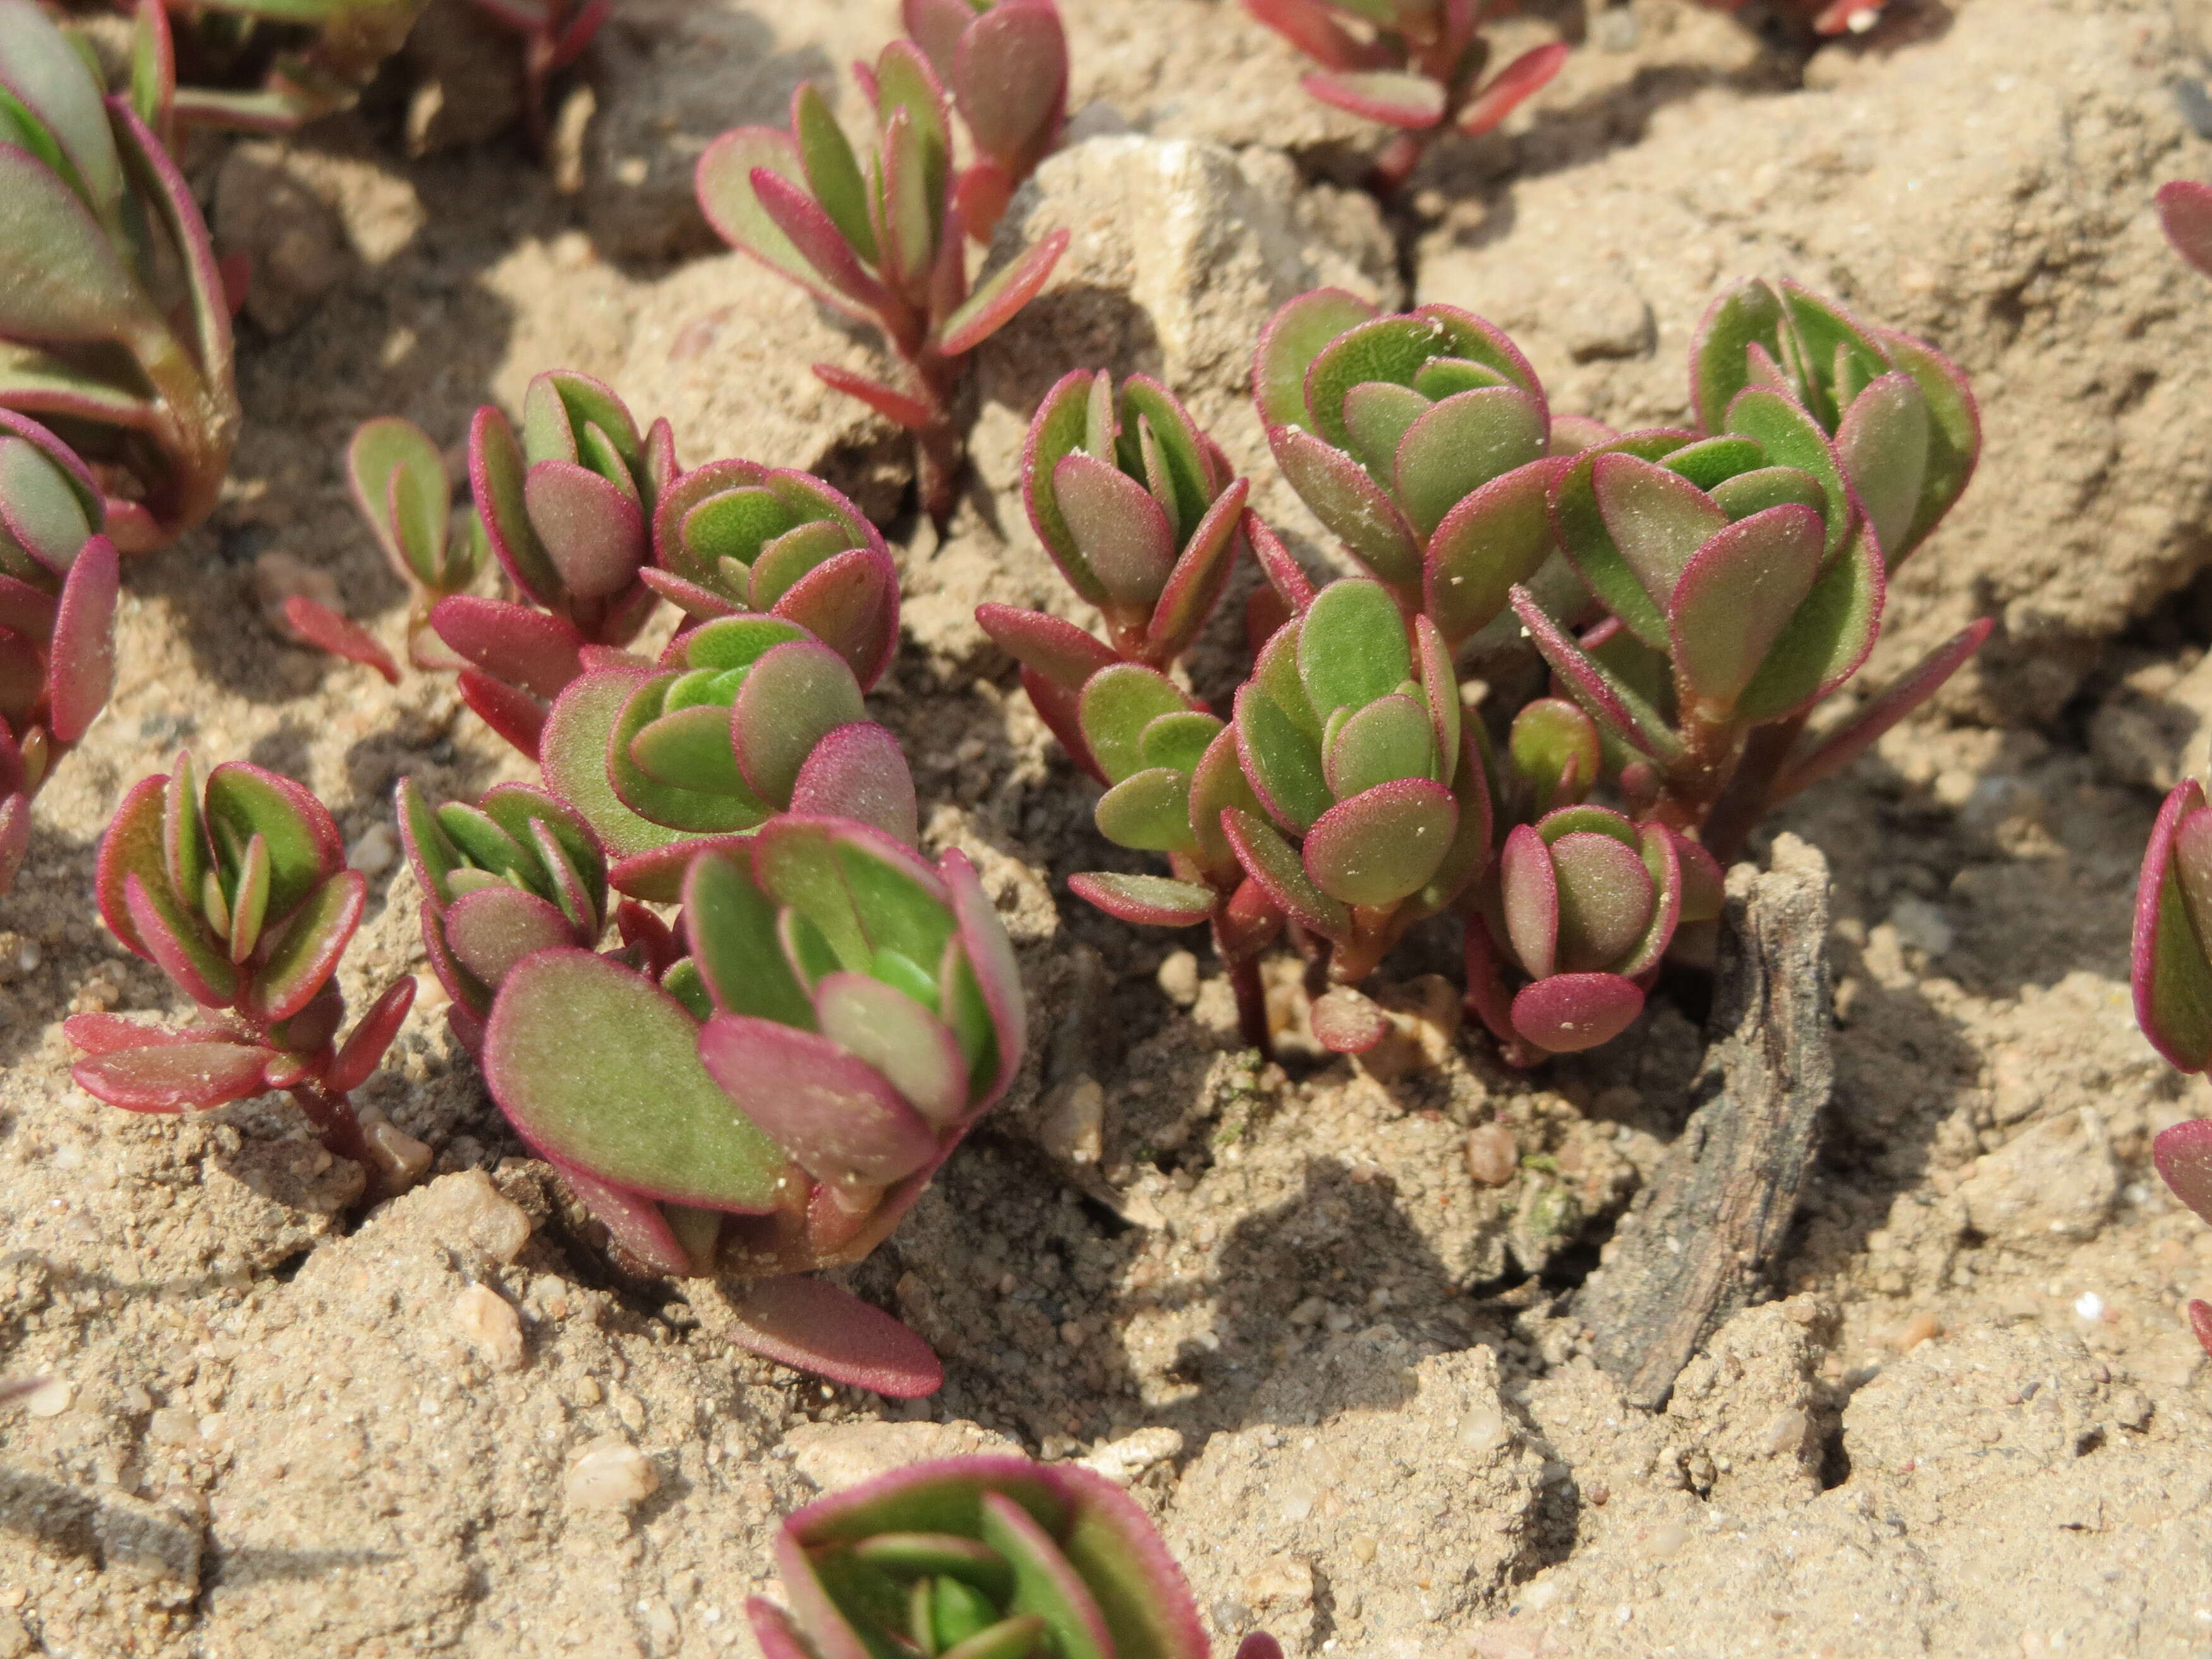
[0,0,240,549]
[750,1454,1212,1659]
[482,816,1025,1396]
[0,410,116,892]
[69,753,415,1182]
[1225,576,1492,988]
[1252,291,1566,650]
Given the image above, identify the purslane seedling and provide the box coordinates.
[0,0,239,550]
[696,37,1071,522]
[70,754,418,1194]
[2121,177,2212,1364]
[997,279,1988,1064]
[1242,0,1567,193]
[749,1455,1276,1659]
[0,411,118,894]
[430,370,674,757]
[483,820,1024,1395]
[901,0,1069,242]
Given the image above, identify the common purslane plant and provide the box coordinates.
[750,1455,1278,1659]
[1242,0,1567,193]
[397,777,613,1053]
[483,822,1024,1395]
[695,37,1071,522]
[100,0,609,144]
[994,279,1986,1064]
[901,0,1069,243]
[428,371,672,756]
[2118,182,2212,1364]
[69,754,418,1193]
[2125,781,2212,1359]
[0,411,117,894]
[0,0,239,550]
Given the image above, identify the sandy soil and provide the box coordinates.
[3,0,2211,1654]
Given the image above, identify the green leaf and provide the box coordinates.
[1095,767,1195,853]
[686,614,810,672]
[1658,435,1765,491]
[1254,289,1378,430]
[0,145,163,350]
[1709,465,1826,523]
[730,641,868,808]
[1297,579,1410,722]
[1690,278,1784,433]
[202,763,338,923]
[1392,388,1546,538]
[1302,780,1456,908]
[615,674,768,832]
[1833,372,1930,562]
[1340,380,1430,480]
[540,671,698,860]
[1077,664,1189,786]
[1732,523,1883,725]
[1323,692,1436,799]
[685,851,815,1030]
[1304,317,1443,453]
[1234,683,1332,833]
[794,82,878,265]
[485,951,787,1211]
[1723,389,1850,561]
[1668,505,1826,709]
[1138,709,1222,777]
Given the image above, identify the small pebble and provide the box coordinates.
[2072,1291,2106,1322]
[1040,1078,1104,1165]
[1758,1407,1809,1457]
[1157,951,1201,1007]
[22,1380,70,1419]
[358,1108,433,1186]
[454,1284,526,1371]
[347,822,399,876]
[565,1437,659,1511]
[1078,1426,1182,1486]
[1465,1123,1518,1187]
[1893,1310,1943,1353]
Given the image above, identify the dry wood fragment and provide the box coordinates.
[1578,833,1834,1410]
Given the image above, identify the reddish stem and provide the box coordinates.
[285,1076,387,1203]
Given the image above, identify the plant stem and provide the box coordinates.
[1226,954,1272,1057]
[286,1077,386,1203]
[1699,719,1804,866]
[1366,130,1432,195]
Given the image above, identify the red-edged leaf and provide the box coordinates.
[1302,779,1456,909]
[1246,512,1316,613]
[1498,822,1560,981]
[811,363,939,432]
[1067,871,1213,928]
[750,166,894,311]
[73,1040,271,1113]
[446,885,576,990]
[456,670,549,760]
[700,1014,939,1191]
[1311,985,1391,1054]
[432,596,586,700]
[524,459,647,602]
[696,128,872,320]
[125,872,236,1006]
[281,594,400,686]
[1299,69,1445,129]
[2158,179,2211,270]
[45,533,117,741]
[1509,587,1681,763]
[325,976,417,1095]
[1146,478,1248,665]
[2134,781,2212,1073]
[556,1161,700,1277]
[1267,423,1421,592]
[1667,503,1825,708]
[2152,1117,2212,1227]
[937,229,1070,355]
[942,846,1025,1100]
[771,544,900,690]
[1252,288,1378,431]
[1244,0,1392,71]
[976,602,1119,690]
[1509,973,1643,1055]
[241,871,365,1023]
[1222,807,1350,943]
[63,1013,231,1055]
[1457,41,1569,137]
[790,722,920,847]
[718,1275,943,1397]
